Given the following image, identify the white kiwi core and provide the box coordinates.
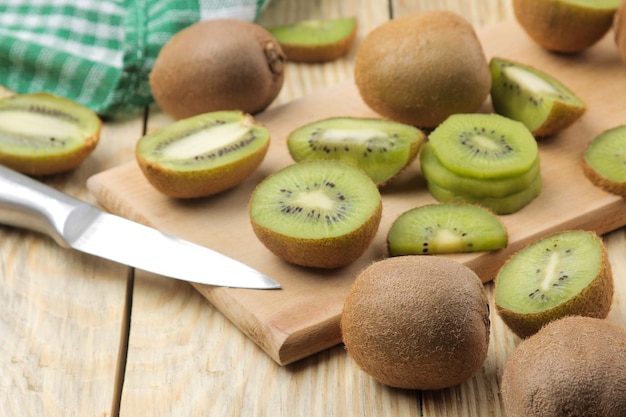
[161,121,252,160]
[504,66,558,94]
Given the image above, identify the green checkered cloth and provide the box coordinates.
[0,0,271,117]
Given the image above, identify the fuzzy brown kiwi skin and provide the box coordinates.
[341,256,490,390]
[501,316,626,417]
[513,0,619,53]
[250,201,382,268]
[615,0,626,65]
[495,231,614,339]
[149,19,286,120]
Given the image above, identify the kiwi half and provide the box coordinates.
[267,17,358,63]
[495,230,614,338]
[287,117,425,186]
[249,160,382,268]
[501,316,626,417]
[422,113,541,214]
[387,203,508,256]
[582,125,626,197]
[0,92,101,176]
[136,111,270,199]
[490,57,586,137]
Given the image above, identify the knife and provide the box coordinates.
[0,164,281,290]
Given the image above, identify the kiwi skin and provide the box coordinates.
[341,256,490,390]
[513,0,620,53]
[354,10,491,128]
[495,231,614,339]
[501,316,626,417]
[149,19,286,120]
[615,1,626,65]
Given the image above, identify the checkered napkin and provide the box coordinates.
[0,0,271,117]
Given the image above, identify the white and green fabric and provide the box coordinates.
[0,0,271,117]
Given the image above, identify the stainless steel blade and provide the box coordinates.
[0,164,281,289]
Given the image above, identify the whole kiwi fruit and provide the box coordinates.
[341,256,490,390]
[150,19,286,120]
[501,316,626,417]
[353,10,491,128]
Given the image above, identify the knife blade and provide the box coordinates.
[0,164,281,290]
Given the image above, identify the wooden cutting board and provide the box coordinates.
[87,20,626,365]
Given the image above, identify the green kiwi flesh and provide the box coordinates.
[420,142,541,198]
[249,160,382,268]
[490,57,586,137]
[582,125,626,197]
[387,203,508,256]
[495,230,614,338]
[287,117,425,185]
[136,110,270,198]
[267,17,357,63]
[0,92,101,176]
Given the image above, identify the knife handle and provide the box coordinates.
[0,164,83,247]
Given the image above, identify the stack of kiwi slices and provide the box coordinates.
[136,110,270,199]
[582,125,626,197]
[0,92,101,176]
[420,113,541,214]
[495,230,614,338]
[287,117,425,186]
[249,160,382,268]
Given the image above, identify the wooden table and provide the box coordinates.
[3,1,626,415]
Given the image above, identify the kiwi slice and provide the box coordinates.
[582,125,626,197]
[136,110,270,199]
[490,57,586,137]
[495,230,614,338]
[387,203,507,256]
[0,92,101,176]
[267,17,357,63]
[287,117,425,186]
[249,160,382,268]
[427,113,538,179]
[420,142,541,198]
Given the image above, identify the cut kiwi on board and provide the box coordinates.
[582,125,626,197]
[387,203,508,256]
[495,230,614,339]
[0,92,102,176]
[266,17,357,63]
[287,117,425,186]
[421,113,541,214]
[136,111,270,199]
[249,160,382,268]
[490,57,586,137]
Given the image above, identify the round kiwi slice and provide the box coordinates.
[420,142,541,199]
[266,17,358,63]
[490,57,586,137]
[582,125,626,197]
[136,111,270,199]
[287,117,425,186]
[387,203,507,256]
[513,0,621,53]
[495,230,614,339]
[249,160,382,268]
[341,256,490,390]
[0,92,101,176]
[501,316,626,417]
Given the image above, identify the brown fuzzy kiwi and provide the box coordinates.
[501,316,626,417]
[149,19,286,120]
[615,1,626,64]
[513,0,621,53]
[341,256,490,390]
[353,10,491,128]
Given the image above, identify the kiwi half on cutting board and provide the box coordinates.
[582,125,626,197]
[287,117,425,186]
[249,160,382,269]
[387,203,508,256]
[490,57,586,137]
[495,230,614,339]
[267,17,357,63]
[0,92,101,176]
[136,110,270,199]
